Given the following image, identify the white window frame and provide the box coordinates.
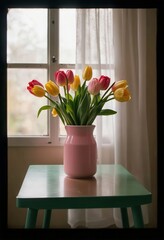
[7,8,75,147]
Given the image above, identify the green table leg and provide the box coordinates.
[42,209,52,228]
[25,208,38,228]
[131,205,144,228]
[120,208,129,228]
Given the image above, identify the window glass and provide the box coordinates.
[7,68,48,136]
[59,9,76,64]
[7,9,47,63]
[7,8,48,137]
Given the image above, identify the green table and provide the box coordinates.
[16,164,152,228]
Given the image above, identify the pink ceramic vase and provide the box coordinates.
[64,125,97,178]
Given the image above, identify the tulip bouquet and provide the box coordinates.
[27,66,131,125]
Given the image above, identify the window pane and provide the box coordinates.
[7,9,48,63]
[59,9,76,64]
[59,120,66,136]
[7,69,48,136]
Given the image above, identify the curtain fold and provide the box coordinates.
[113,9,157,226]
[68,8,157,228]
[113,9,157,227]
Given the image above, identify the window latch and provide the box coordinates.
[52,56,57,63]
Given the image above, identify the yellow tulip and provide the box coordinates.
[114,87,131,102]
[82,66,92,81]
[112,80,128,92]
[70,75,81,91]
[45,80,59,97]
[51,108,58,117]
[31,85,45,97]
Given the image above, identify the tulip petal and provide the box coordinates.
[112,80,128,92]
[31,85,45,97]
[51,108,58,117]
[45,80,59,96]
[70,75,81,91]
[82,66,93,81]
[88,78,101,95]
[114,87,131,102]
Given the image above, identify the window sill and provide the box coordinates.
[7,136,66,147]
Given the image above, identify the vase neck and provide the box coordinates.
[65,125,95,135]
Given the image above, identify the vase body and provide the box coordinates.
[64,125,97,178]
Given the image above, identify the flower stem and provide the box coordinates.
[101,81,115,99]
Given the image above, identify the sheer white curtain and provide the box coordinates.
[68,8,157,228]
[113,9,157,227]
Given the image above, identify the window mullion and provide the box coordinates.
[7,63,48,68]
[48,9,61,145]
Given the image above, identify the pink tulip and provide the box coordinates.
[88,78,101,95]
[66,70,74,84]
[54,70,67,86]
[99,75,110,90]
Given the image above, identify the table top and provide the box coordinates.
[16,164,152,209]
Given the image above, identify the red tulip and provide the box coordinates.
[99,75,110,90]
[66,70,74,84]
[54,70,67,86]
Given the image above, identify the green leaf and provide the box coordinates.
[91,93,100,106]
[66,100,77,124]
[65,93,73,101]
[57,101,74,125]
[98,109,117,115]
[77,91,91,124]
[86,101,104,125]
[37,105,52,118]
[73,93,80,124]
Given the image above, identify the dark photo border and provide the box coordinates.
[0,0,164,239]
